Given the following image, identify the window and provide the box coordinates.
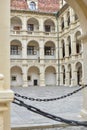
[62,42,65,58]
[11,76,16,81]
[69,41,71,56]
[27,46,36,55]
[61,17,64,30]
[29,2,36,10]
[44,46,54,55]
[67,12,70,26]
[27,24,34,31]
[27,76,31,81]
[76,41,81,54]
[13,26,21,30]
[45,25,51,32]
[11,45,19,55]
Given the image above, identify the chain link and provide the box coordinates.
[13,97,87,127]
[14,85,87,102]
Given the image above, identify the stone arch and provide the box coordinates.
[61,39,65,58]
[10,66,23,87]
[61,16,64,30]
[27,40,39,58]
[64,0,87,120]
[11,16,22,33]
[27,66,40,86]
[67,35,71,56]
[66,0,87,32]
[44,19,55,32]
[27,17,39,31]
[75,31,82,54]
[45,66,56,86]
[75,62,82,85]
[67,10,70,26]
[10,40,22,57]
[62,65,65,85]
[44,41,55,57]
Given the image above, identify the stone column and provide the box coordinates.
[71,34,76,60]
[22,39,27,59]
[69,7,74,24]
[71,63,77,86]
[0,113,3,130]
[80,37,87,119]
[65,38,69,58]
[65,66,70,86]
[59,42,63,59]
[0,75,13,130]
[39,39,44,64]
[39,19,44,32]
[58,18,62,33]
[22,64,28,87]
[64,13,68,28]
[60,66,63,86]
[40,65,45,86]
[22,16,27,35]
[0,1,14,130]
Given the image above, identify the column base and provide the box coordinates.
[23,82,28,87]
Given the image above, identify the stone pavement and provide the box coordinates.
[11,86,87,130]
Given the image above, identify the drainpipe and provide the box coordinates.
[55,12,60,86]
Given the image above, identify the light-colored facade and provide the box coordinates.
[10,10,59,87]
[58,3,83,87]
[10,0,83,87]
[1,0,87,130]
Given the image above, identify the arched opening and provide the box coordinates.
[61,39,65,58]
[68,64,72,85]
[75,31,82,54]
[67,36,71,56]
[44,19,55,32]
[62,65,65,85]
[27,40,39,59]
[11,16,22,34]
[76,62,82,85]
[27,66,40,86]
[44,41,55,58]
[67,11,70,26]
[10,40,22,58]
[45,66,56,86]
[61,17,64,30]
[29,1,36,10]
[27,18,39,32]
[11,66,23,87]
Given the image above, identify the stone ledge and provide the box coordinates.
[0,90,14,102]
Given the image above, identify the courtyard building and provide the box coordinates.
[10,0,83,87]
[58,1,83,87]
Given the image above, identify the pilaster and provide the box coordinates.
[22,62,28,87]
[40,65,45,86]
[71,63,77,86]
[22,39,27,59]
[39,39,44,64]
[22,16,27,35]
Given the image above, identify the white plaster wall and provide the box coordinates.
[11,67,23,87]
[45,68,56,86]
[28,67,40,86]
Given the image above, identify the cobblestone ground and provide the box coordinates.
[11,86,87,130]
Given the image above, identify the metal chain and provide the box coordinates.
[14,85,87,102]
[13,97,87,127]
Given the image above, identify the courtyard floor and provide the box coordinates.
[11,86,84,128]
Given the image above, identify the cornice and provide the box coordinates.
[11,9,56,16]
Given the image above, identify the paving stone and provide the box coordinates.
[11,86,86,130]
